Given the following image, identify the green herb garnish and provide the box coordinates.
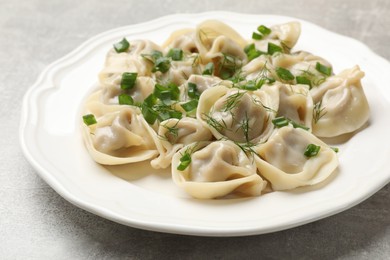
[276,67,295,81]
[188,82,200,100]
[120,72,137,90]
[315,62,332,76]
[202,62,214,75]
[244,43,265,61]
[113,38,130,53]
[181,99,198,112]
[257,25,271,35]
[304,144,321,157]
[267,42,283,55]
[82,114,97,126]
[272,116,290,128]
[118,93,134,105]
[296,75,312,87]
[252,32,263,40]
[167,48,183,61]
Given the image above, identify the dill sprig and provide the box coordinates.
[313,100,327,124]
[222,91,245,113]
[204,113,228,133]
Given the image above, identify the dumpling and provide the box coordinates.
[99,39,163,85]
[186,74,222,94]
[276,83,314,130]
[171,141,267,199]
[82,106,158,165]
[254,125,338,190]
[253,22,301,53]
[241,55,274,81]
[271,51,333,86]
[101,76,155,105]
[197,84,278,143]
[150,117,213,169]
[162,28,198,53]
[155,58,202,86]
[194,20,247,65]
[310,66,370,137]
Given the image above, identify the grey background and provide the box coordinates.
[1,0,389,259]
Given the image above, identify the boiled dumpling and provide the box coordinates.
[254,125,338,190]
[150,117,212,169]
[194,20,247,65]
[82,106,158,165]
[101,76,155,105]
[276,83,313,130]
[197,84,278,143]
[253,22,301,53]
[99,40,162,85]
[310,65,369,137]
[171,141,267,199]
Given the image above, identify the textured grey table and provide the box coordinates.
[1,0,389,259]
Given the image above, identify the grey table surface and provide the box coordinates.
[1,0,390,259]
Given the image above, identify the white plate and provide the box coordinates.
[20,12,390,236]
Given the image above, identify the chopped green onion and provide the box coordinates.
[315,62,332,76]
[141,94,158,124]
[181,99,198,112]
[202,62,214,75]
[304,144,321,157]
[252,32,263,40]
[296,76,312,87]
[118,93,134,105]
[267,42,283,55]
[113,38,130,53]
[83,114,97,126]
[151,50,163,60]
[167,48,183,61]
[153,83,180,104]
[153,57,171,73]
[272,116,290,128]
[331,147,339,153]
[276,67,295,81]
[257,25,271,35]
[120,72,137,90]
[244,43,265,61]
[177,152,192,171]
[188,82,200,100]
[291,120,310,130]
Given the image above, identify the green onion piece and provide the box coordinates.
[202,62,214,75]
[118,93,134,105]
[315,62,332,76]
[153,83,180,104]
[153,57,171,73]
[291,120,310,130]
[167,48,183,61]
[267,77,276,84]
[168,110,183,120]
[181,99,198,112]
[188,82,200,99]
[276,67,295,81]
[177,153,192,171]
[331,147,339,153]
[242,81,258,91]
[151,50,163,60]
[244,43,265,61]
[83,114,97,126]
[257,25,271,35]
[272,116,290,128]
[304,144,321,157]
[141,94,158,124]
[252,32,263,40]
[296,76,312,87]
[268,42,283,55]
[113,38,130,53]
[120,72,137,90]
